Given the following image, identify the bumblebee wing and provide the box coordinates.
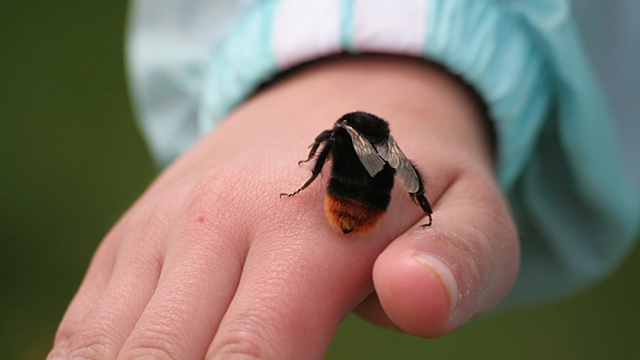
[341,123,386,177]
[376,136,420,193]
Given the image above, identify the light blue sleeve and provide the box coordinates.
[126,0,640,305]
[126,0,259,167]
[571,0,640,186]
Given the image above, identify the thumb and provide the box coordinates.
[372,166,519,338]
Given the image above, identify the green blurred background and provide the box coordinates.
[1,2,639,359]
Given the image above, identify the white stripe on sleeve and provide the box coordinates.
[272,0,343,68]
[351,0,428,55]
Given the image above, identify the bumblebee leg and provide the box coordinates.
[419,214,433,228]
[411,192,433,227]
[298,130,333,165]
[281,139,334,197]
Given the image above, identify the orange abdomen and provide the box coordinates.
[324,193,386,235]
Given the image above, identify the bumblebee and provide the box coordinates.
[281,111,433,235]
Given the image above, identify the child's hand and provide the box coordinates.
[48,55,519,360]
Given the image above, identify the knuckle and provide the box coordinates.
[208,331,264,360]
[113,194,175,260]
[63,306,136,359]
[66,332,117,360]
[208,311,283,360]
[119,343,180,360]
[52,317,77,348]
[49,321,83,358]
[119,324,188,360]
[125,194,174,237]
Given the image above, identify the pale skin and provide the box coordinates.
[48,55,519,360]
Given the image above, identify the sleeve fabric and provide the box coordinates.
[570,0,640,187]
[126,0,640,306]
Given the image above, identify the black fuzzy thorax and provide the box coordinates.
[327,112,396,210]
[340,111,390,144]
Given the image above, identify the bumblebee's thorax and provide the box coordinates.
[339,111,390,145]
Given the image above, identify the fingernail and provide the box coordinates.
[411,253,459,313]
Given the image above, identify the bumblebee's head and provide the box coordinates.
[337,111,390,144]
